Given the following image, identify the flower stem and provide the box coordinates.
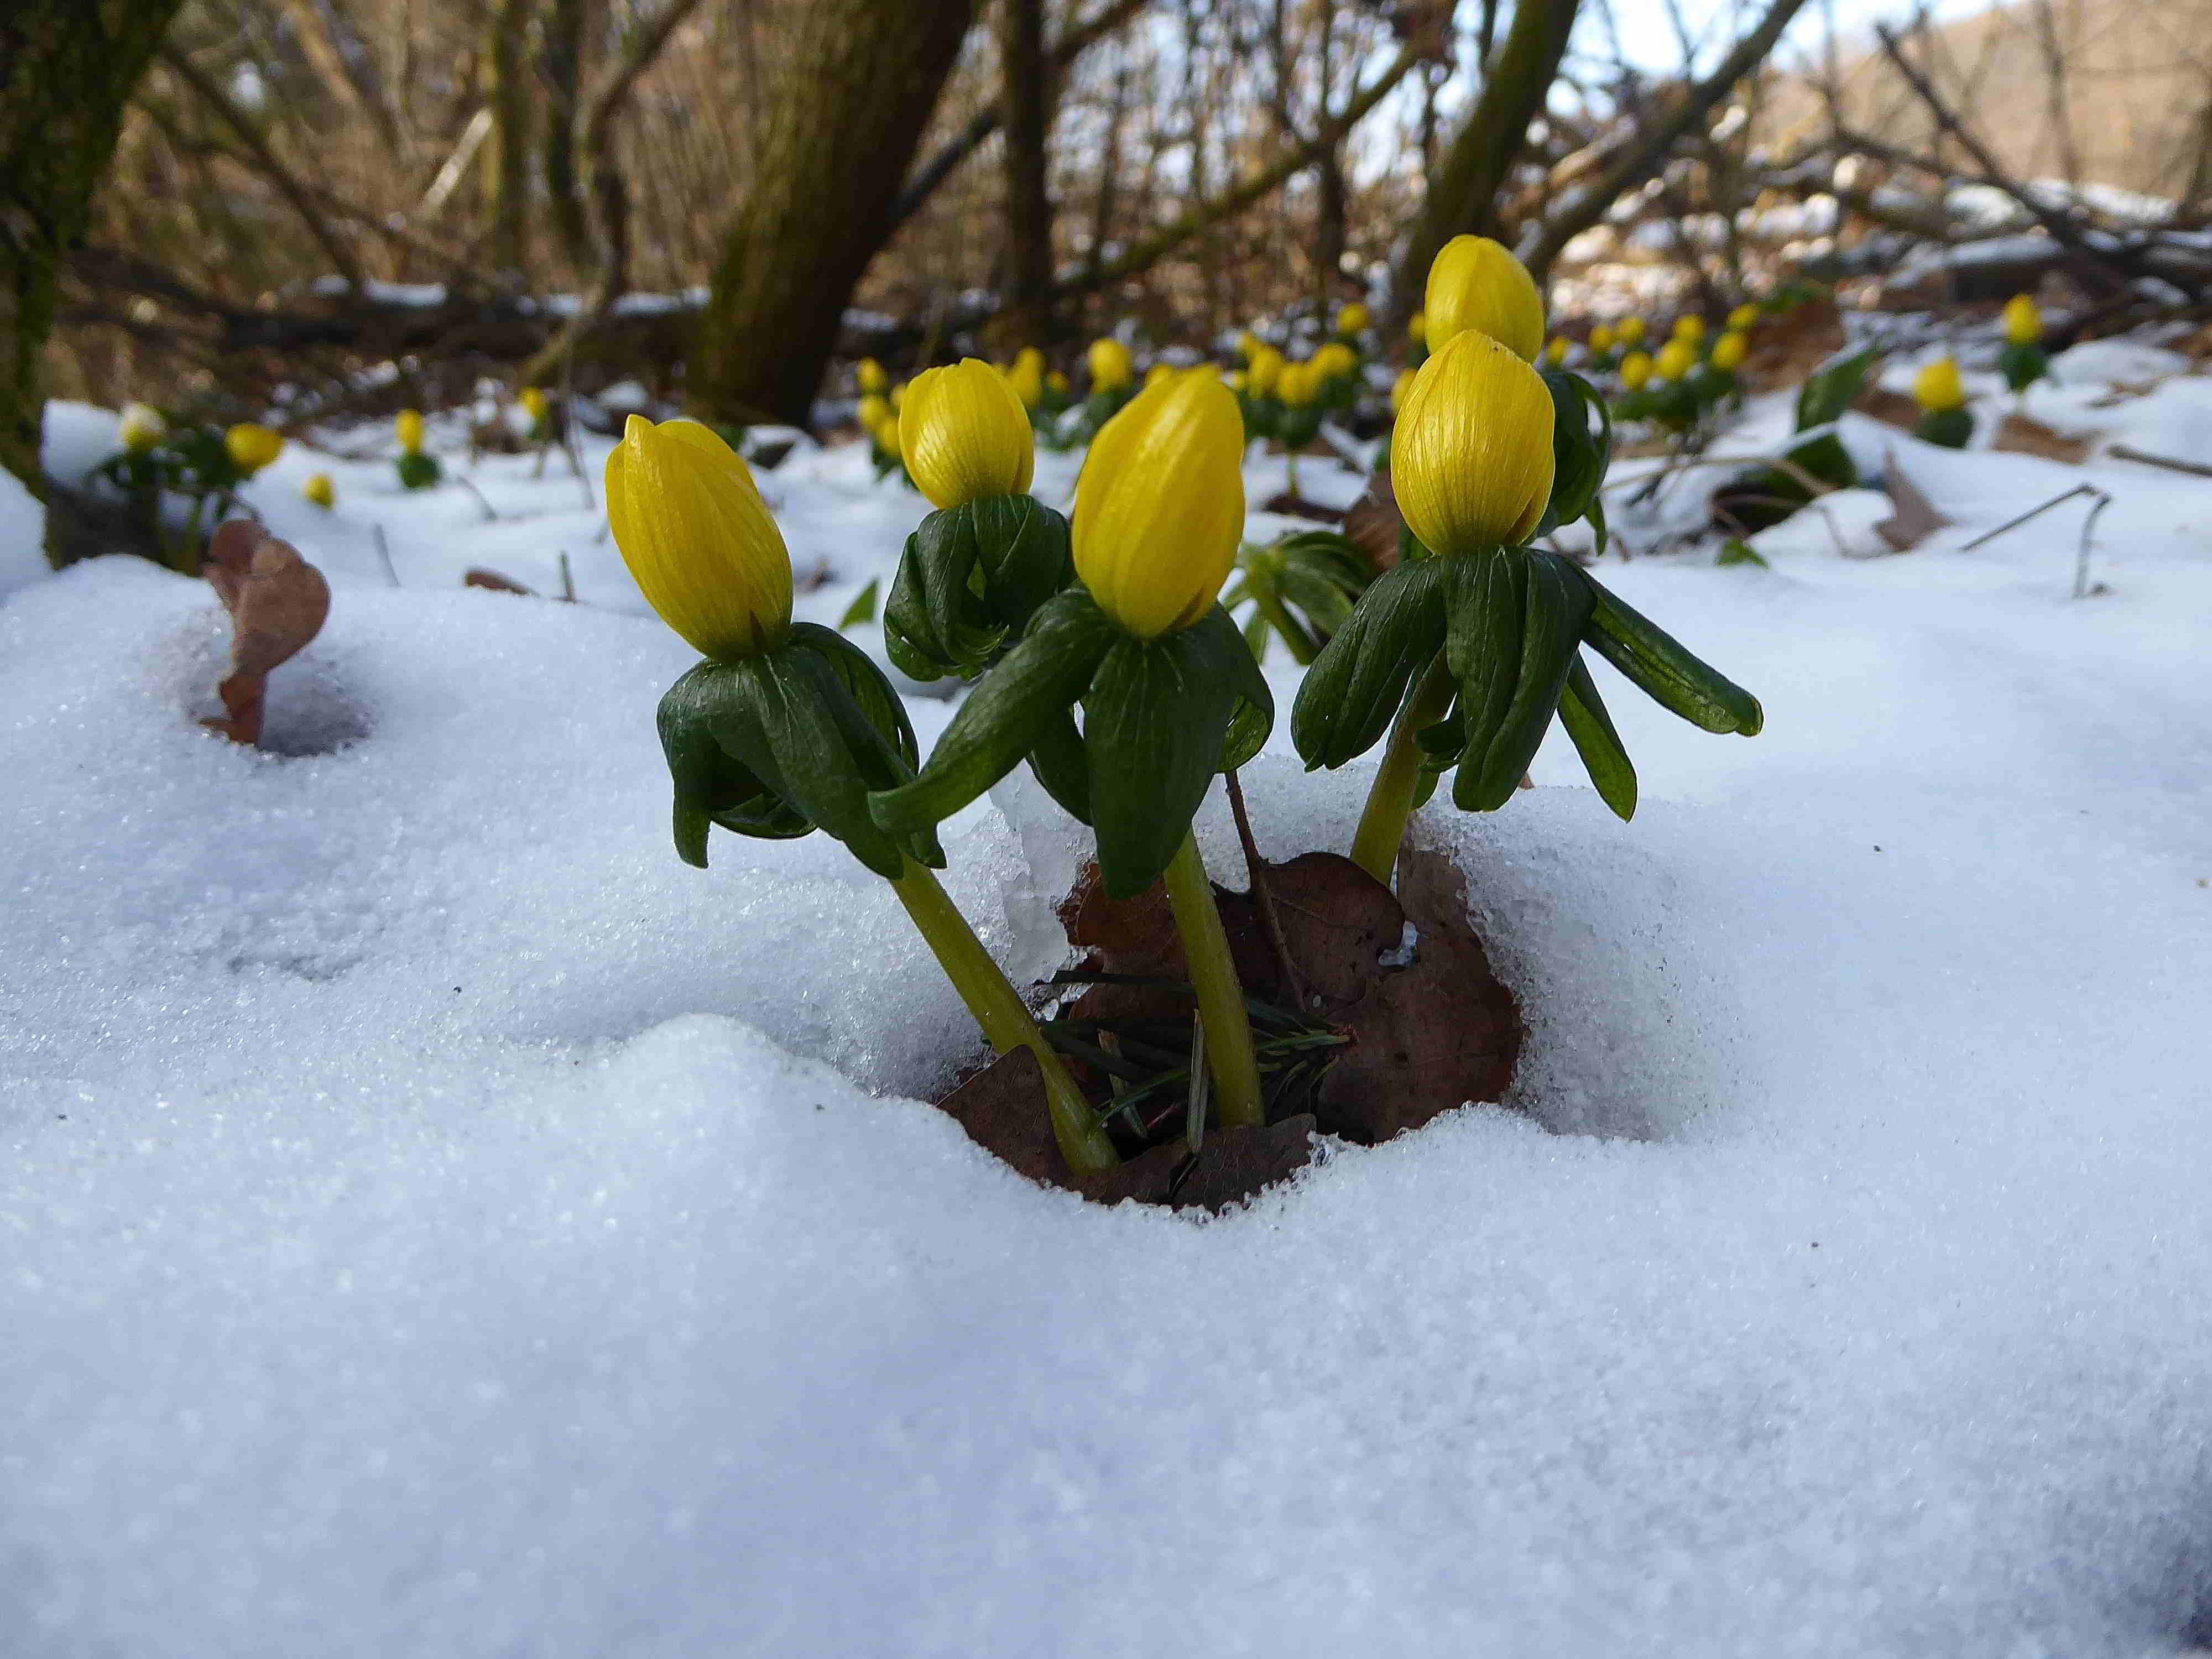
[1349,652,1455,888]
[1160,832,1265,1130]
[888,857,1119,1175]
[1251,585,1318,665]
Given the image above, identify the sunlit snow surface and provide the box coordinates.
[6,363,2212,1656]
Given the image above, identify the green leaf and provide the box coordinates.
[1443,549,1593,811]
[1025,706,1093,825]
[1536,369,1613,536]
[785,622,922,772]
[1290,556,1452,768]
[1183,604,1275,770]
[656,662,807,869]
[869,589,1116,837]
[838,577,880,630]
[1082,627,1243,899]
[1557,654,1637,821]
[1794,346,1880,431]
[1715,539,1767,568]
[1576,567,1765,736]
[1912,406,1973,450]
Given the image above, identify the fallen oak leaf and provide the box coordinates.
[463,567,537,595]
[201,519,331,748]
[1875,448,1950,552]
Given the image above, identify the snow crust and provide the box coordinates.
[6,361,2212,1656]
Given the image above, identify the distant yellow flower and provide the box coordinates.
[1145,362,1175,389]
[1616,317,1647,346]
[225,423,283,476]
[1277,360,1318,408]
[1671,316,1705,345]
[1392,330,1556,556]
[857,358,889,395]
[1727,303,1759,332]
[1047,369,1070,394]
[898,357,1035,510]
[1589,323,1615,354]
[1391,368,1413,413]
[301,472,336,510]
[604,415,792,660]
[1313,341,1357,380]
[1710,331,1749,372]
[1913,356,1967,413]
[1408,310,1426,345]
[873,412,905,461]
[118,402,165,454]
[2002,293,2042,347]
[1423,234,1545,361]
[1005,351,1045,409]
[889,382,906,408]
[1088,337,1134,392]
[1336,301,1370,335]
[1238,330,1262,362]
[1655,338,1697,382]
[395,408,426,456]
[1247,346,1285,398]
[1071,372,1244,639]
[520,386,549,425]
[1619,350,1653,392]
[1545,337,1569,366]
[857,393,892,433]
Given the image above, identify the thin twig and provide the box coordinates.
[1224,770,1311,1013]
[1958,481,2103,550]
[371,524,401,587]
[2073,492,2112,600]
[453,475,500,522]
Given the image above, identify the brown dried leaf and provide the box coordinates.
[200,520,331,748]
[463,567,537,595]
[1994,413,2088,465]
[1875,449,1950,552]
[1340,469,1405,573]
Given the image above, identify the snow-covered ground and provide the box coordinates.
[5,351,2211,1656]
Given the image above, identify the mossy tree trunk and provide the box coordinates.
[2,0,186,560]
[994,0,1058,348]
[688,0,977,428]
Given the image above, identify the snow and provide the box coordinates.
[7,351,2212,1656]
[0,467,44,599]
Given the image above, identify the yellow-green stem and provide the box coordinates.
[1349,651,1455,887]
[1161,832,1265,1130]
[888,857,1119,1174]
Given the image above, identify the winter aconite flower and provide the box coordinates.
[898,357,1034,510]
[1247,346,1284,398]
[604,415,792,660]
[118,403,165,454]
[1088,337,1134,393]
[1277,359,1318,408]
[1546,337,1569,366]
[1336,301,1370,335]
[395,409,425,456]
[1672,315,1705,345]
[857,358,888,395]
[1072,370,1244,639]
[2003,294,2042,347]
[1710,331,1749,372]
[1423,234,1544,362]
[1392,328,1555,557]
[520,387,549,425]
[302,472,336,509]
[1145,362,1174,390]
[857,393,892,434]
[1728,302,1760,332]
[1589,323,1615,354]
[1913,356,1966,413]
[1655,338,1698,383]
[1390,368,1413,413]
[225,423,283,476]
[1619,349,1653,392]
[1616,317,1646,346]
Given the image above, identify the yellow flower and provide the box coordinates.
[301,472,336,510]
[1671,316,1705,345]
[1145,362,1174,389]
[1005,351,1044,409]
[1408,310,1426,345]
[1913,356,1966,413]
[1619,350,1653,393]
[857,358,889,395]
[1247,346,1284,398]
[1392,330,1556,556]
[1047,369,1070,394]
[1545,336,1569,366]
[1336,301,1370,335]
[604,415,792,660]
[889,381,906,408]
[520,386,549,424]
[395,408,425,456]
[1589,323,1615,354]
[2002,294,2042,347]
[118,402,165,453]
[1710,331,1749,372]
[1071,371,1245,639]
[857,393,892,433]
[1277,360,1318,408]
[1313,341,1357,380]
[1088,337,1133,392]
[1238,329,1262,362]
[899,357,1035,510]
[1616,317,1646,346]
[225,423,283,476]
[1727,303,1759,332]
[1655,339,1697,382]
[1423,234,1545,361]
[874,413,905,461]
[1390,368,1413,413]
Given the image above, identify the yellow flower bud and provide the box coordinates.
[301,472,336,509]
[1047,369,1070,394]
[395,408,425,456]
[1145,362,1174,389]
[1655,339,1697,382]
[1392,330,1556,556]
[118,402,165,454]
[1710,331,1749,372]
[1672,316,1705,345]
[1005,352,1044,409]
[1390,368,1413,413]
[1616,317,1646,346]
[1408,310,1426,345]
[520,386,549,424]
[1727,303,1759,332]
[1545,336,1569,366]
[225,423,283,476]
[1336,301,1370,335]
[858,358,889,394]
[1619,350,1653,392]
[1423,234,1545,362]
[1238,330,1262,362]
[1589,323,1615,354]
[898,357,1035,510]
[2002,293,2042,347]
[1314,341,1356,379]
[858,393,892,432]
[1248,346,1284,398]
[874,413,905,461]
[1071,371,1245,639]
[1088,337,1133,392]
[1913,356,1966,413]
[604,415,792,660]
[1277,360,1317,408]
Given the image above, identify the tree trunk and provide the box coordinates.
[688,0,977,427]
[994,0,1057,347]
[2,0,186,560]
[539,0,594,276]
[483,0,536,278]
